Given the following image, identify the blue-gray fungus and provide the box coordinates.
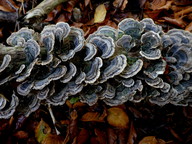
[0,18,192,119]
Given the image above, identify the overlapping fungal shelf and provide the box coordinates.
[0,18,192,119]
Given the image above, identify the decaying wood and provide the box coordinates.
[24,0,69,23]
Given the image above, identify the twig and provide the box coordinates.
[24,0,69,23]
[48,104,61,135]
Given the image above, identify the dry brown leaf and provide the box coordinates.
[149,0,166,10]
[139,136,158,144]
[13,131,28,139]
[94,129,107,144]
[121,0,128,11]
[84,0,90,7]
[73,101,86,108]
[35,119,51,144]
[162,17,187,28]
[174,7,192,18]
[139,136,166,144]
[173,0,192,5]
[107,107,129,129]
[185,22,192,32]
[42,134,65,144]
[69,110,78,140]
[113,0,124,8]
[94,4,107,23]
[127,122,137,144]
[76,128,89,144]
[107,128,117,144]
[0,0,19,12]
[0,27,3,39]
[157,1,172,10]
[81,109,107,122]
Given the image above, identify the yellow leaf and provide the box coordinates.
[35,119,51,144]
[139,136,157,144]
[81,109,107,122]
[94,4,107,23]
[107,107,129,128]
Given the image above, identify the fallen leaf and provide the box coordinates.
[121,0,128,11]
[139,136,158,144]
[149,0,166,10]
[185,22,192,32]
[73,101,86,108]
[42,134,65,144]
[35,119,51,144]
[118,129,128,144]
[139,136,166,144]
[76,128,89,144]
[0,0,19,12]
[69,110,78,140]
[127,122,137,144]
[157,1,172,10]
[81,109,107,122]
[107,128,117,144]
[107,107,129,128]
[94,129,107,144]
[84,0,90,7]
[174,7,192,18]
[94,4,107,23]
[162,17,187,28]
[0,27,3,39]
[113,0,124,8]
[13,131,28,139]
[173,0,192,5]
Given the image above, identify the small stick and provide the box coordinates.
[48,103,61,135]
[24,0,69,23]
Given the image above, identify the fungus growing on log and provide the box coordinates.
[0,18,192,119]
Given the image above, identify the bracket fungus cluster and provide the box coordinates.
[0,18,192,119]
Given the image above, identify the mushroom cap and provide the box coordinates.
[59,27,84,62]
[144,59,166,79]
[75,71,86,84]
[140,31,161,60]
[141,18,163,34]
[84,57,103,84]
[60,62,77,83]
[95,26,123,40]
[97,83,115,99]
[0,54,11,73]
[80,85,99,106]
[47,82,83,106]
[16,58,38,82]
[24,39,40,63]
[166,44,192,73]
[17,93,40,117]
[104,84,136,106]
[99,54,127,83]
[120,59,143,78]
[0,92,19,119]
[6,27,34,47]
[54,22,70,41]
[17,81,34,96]
[33,66,67,90]
[84,43,97,61]
[118,18,144,39]
[87,34,115,59]
[116,35,136,52]
[37,87,50,100]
